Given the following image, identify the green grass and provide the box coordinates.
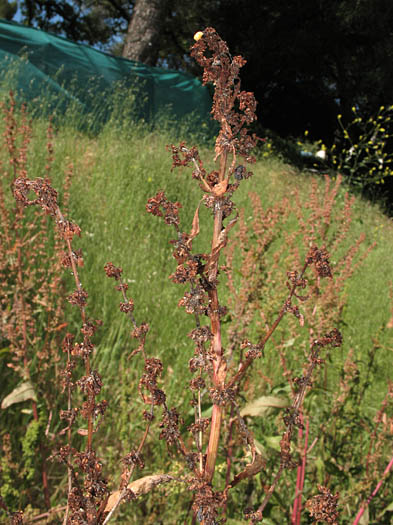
[1,102,393,523]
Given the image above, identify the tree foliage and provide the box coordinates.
[3,0,393,144]
[208,0,393,141]
[18,0,131,50]
[0,0,17,20]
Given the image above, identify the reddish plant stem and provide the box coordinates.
[204,153,227,483]
[292,426,303,524]
[198,388,203,473]
[223,404,236,518]
[228,260,310,389]
[62,345,73,525]
[204,272,224,481]
[293,417,309,525]
[255,464,286,521]
[352,454,393,525]
[40,461,50,509]
[102,419,152,524]
[63,232,93,452]
[252,336,328,523]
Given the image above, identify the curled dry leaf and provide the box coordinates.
[1,381,37,409]
[240,395,290,417]
[231,453,265,485]
[186,200,202,249]
[206,214,238,278]
[104,474,174,512]
[212,179,228,197]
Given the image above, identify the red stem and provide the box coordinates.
[223,405,236,517]
[292,420,303,525]
[228,260,310,389]
[353,454,393,525]
[296,418,309,525]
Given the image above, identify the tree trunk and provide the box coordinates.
[122,0,169,66]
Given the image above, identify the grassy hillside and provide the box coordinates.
[1,100,393,524]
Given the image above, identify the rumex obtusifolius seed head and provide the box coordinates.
[187,325,213,343]
[122,450,145,470]
[169,260,199,284]
[104,261,123,280]
[306,485,340,524]
[190,27,259,163]
[12,176,58,216]
[307,246,333,278]
[146,190,182,226]
[159,408,182,448]
[67,289,88,307]
[119,299,134,313]
[76,370,103,396]
[190,376,206,391]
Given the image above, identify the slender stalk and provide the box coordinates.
[62,345,72,525]
[227,260,310,389]
[198,389,203,474]
[223,404,236,518]
[352,454,393,525]
[63,233,93,452]
[252,327,340,523]
[24,506,67,524]
[102,420,152,525]
[295,418,309,525]
[292,430,303,524]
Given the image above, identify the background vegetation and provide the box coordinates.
[3,0,393,209]
[2,0,393,142]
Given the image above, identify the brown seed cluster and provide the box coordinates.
[12,176,58,216]
[306,485,340,524]
[146,190,182,226]
[104,261,123,280]
[139,357,166,406]
[307,246,333,278]
[159,408,182,449]
[190,478,224,525]
[190,27,259,163]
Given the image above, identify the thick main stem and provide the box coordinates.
[204,153,228,483]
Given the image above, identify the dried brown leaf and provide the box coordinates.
[206,214,238,276]
[1,381,37,409]
[240,396,289,417]
[104,474,174,512]
[187,200,203,248]
[212,179,228,197]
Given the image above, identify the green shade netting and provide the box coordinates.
[0,19,212,128]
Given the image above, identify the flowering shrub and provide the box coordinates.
[328,105,393,188]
